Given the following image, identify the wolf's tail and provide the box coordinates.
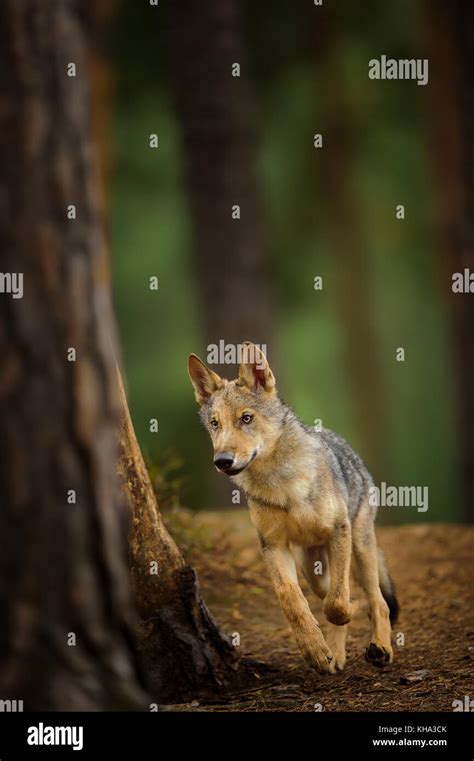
[378,549,400,624]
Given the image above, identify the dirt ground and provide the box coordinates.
[165,509,474,712]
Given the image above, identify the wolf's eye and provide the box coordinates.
[210,419,219,429]
[241,413,253,424]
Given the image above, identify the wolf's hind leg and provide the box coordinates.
[296,545,330,600]
[326,623,347,672]
[323,515,355,626]
[352,503,393,667]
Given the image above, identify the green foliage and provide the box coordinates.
[110,1,462,521]
[148,449,186,514]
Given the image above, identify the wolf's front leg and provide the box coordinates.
[323,517,355,626]
[259,540,333,674]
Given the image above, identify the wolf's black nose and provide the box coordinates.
[214,453,235,471]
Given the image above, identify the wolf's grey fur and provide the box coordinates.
[189,345,400,672]
[202,388,374,517]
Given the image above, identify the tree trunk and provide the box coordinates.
[83,1,241,701]
[309,11,389,477]
[0,0,145,710]
[85,0,116,209]
[117,370,239,703]
[167,0,274,377]
[425,0,474,521]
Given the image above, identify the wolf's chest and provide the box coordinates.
[239,463,338,545]
[248,494,334,547]
[237,466,313,509]
[283,501,333,545]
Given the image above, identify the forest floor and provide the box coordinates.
[165,508,474,712]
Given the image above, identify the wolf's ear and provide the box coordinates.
[238,342,276,394]
[188,354,223,405]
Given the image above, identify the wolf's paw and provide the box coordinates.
[328,649,346,673]
[327,629,347,673]
[365,641,393,668]
[323,598,354,626]
[306,649,334,675]
[300,635,334,675]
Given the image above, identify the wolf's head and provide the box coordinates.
[188,342,286,476]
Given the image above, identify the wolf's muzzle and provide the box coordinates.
[213,452,235,472]
[214,450,257,476]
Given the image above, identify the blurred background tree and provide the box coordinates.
[424,0,473,523]
[108,0,471,521]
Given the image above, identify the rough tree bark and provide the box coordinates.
[0,0,239,711]
[84,2,241,701]
[0,0,145,710]
[117,371,239,703]
[425,0,474,521]
[167,0,274,378]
